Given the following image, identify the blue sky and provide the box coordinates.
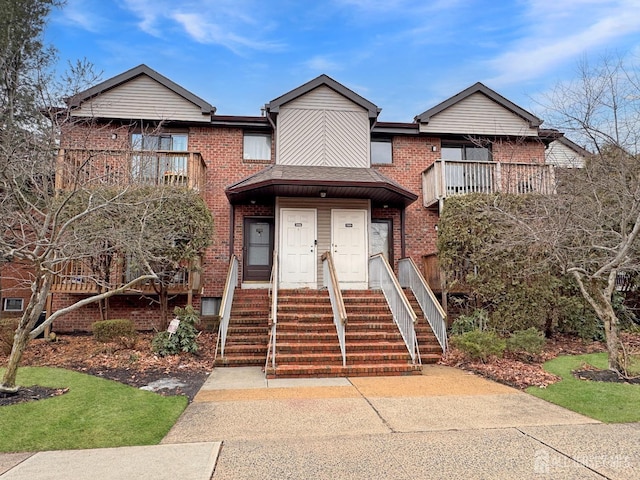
[46,0,640,123]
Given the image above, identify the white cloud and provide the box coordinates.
[485,0,640,87]
[303,55,343,72]
[120,0,284,53]
[57,0,104,32]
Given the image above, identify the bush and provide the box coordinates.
[450,309,488,335]
[0,318,20,356]
[506,327,546,359]
[450,329,506,361]
[152,305,200,357]
[92,319,137,348]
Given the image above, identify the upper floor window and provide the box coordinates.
[131,133,189,184]
[371,138,392,165]
[131,133,188,151]
[243,132,272,161]
[442,143,491,162]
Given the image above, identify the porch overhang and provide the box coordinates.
[225,165,418,207]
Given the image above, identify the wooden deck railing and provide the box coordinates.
[422,160,556,207]
[55,149,206,192]
[50,257,198,294]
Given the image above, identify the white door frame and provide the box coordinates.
[279,208,317,289]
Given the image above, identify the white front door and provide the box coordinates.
[332,209,368,289]
[280,208,317,288]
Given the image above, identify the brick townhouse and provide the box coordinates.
[2,65,563,376]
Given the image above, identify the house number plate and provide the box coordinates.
[345,223,353,227]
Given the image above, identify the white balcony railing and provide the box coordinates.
[422,160,556,207]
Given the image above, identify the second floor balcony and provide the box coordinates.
[422,160,556,208]
[55,149,207,192]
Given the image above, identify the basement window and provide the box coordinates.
[3,298,24,312]
[201,297,221,317]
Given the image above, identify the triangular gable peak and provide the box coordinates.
[266,74,380,121]
[68,64,215,123]
[415,82,542,137]
[267,75,379,168]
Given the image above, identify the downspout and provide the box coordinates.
[400,207,406,259]
[229,204,235,260]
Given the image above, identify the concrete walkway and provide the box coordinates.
[2,365,639,479]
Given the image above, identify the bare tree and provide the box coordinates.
[488,56,640,373]
[0,0,213,392]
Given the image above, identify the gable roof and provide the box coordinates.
[415,82,542,128]
[67,64,215,115]
[266,74,380,119]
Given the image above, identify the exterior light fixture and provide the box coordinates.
[320,191,327,198]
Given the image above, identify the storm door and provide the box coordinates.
[243,218,274,282]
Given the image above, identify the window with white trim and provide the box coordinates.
[3,298,24,312]
[243,133,272,161]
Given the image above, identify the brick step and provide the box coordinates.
[224,323,269,333]
[266,363,422,378]
[276,342,341,354]
[228,309,270,317]
[276,304,334,314]
[276,324,336,333]
[222,344,268,354]
[344,342,408,352]
[277,295,330,304]
[215,355,266,366]
[420,353,442,364]
[275,350,413,364]
[277,332,339,342]
[275,313,334,322]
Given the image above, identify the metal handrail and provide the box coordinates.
[399,257,448,353]
[267,251,279,370]
[322,252,347,367]
[368,253,418,363]
[215,255,238,360]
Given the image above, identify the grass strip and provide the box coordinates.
[0,367,187,452]
[527,353,640,423]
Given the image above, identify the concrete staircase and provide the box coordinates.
[265,289,423,378]
[214,289,270,367]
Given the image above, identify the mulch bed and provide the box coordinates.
[440,332,640,389]
[0,386,69,407]
[573,364,640,384]
[0,332,217,407]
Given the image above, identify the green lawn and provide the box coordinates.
[0,367,188,452]
[527,353,640,423]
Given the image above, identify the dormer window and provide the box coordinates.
[371,138,392,165]
[244,132,272,161]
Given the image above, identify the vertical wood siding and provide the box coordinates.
[277,87,369,168]
[418,93,538,137]
[72,76,209,122]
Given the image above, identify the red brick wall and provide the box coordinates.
[50,293,188,332]
[0,261,33,319]
[189,126,274,296]
[374,135,441,262]
[51,117,547,331]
